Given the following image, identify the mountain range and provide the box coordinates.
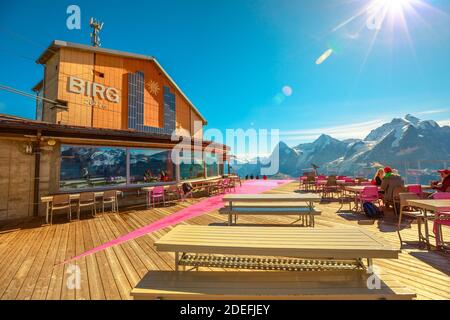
[233,114,450,181]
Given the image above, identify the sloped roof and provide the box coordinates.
[36,40,207,124]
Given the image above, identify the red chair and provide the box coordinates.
[356,186,380,212]
[149,186,166,208]
[407,185,423,197]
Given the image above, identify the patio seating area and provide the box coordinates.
[0,181,448,300]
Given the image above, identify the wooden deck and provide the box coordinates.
[0,182,448,300]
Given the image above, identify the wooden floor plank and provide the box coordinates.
[0,181,448,300]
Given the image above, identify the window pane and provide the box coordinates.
[205,153,219,177]
[129,149,176,184]
[60,146,126,190]
[180,151,205,180]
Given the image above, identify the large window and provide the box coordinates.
[129,149,176,184]
[60,146,127,190]
[205,152,219,178]
[180,151,205,181]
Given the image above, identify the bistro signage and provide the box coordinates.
[68,76,120,103]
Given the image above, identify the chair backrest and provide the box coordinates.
[399,192,419,207]
[407,184,422,195]
[53,194,70,206]
[167,185,179,193]
[326,176,337,186]
[392,186,407,200]
[318,175,327,180]
[362,186,379,197]
[79,192,94,202]
[433,192,450,200]
[103,190,117,199]
[152,186,165,196]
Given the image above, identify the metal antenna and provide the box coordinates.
[89,17,104,47]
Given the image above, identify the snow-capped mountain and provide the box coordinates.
[235,115,450,179]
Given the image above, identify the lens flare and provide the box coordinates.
[282,86,293,97]
[316,49,333,65]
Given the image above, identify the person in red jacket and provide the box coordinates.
[431,169,450,192]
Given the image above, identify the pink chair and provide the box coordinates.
[432,192,450,249]
[356,186,380,212]
[407,185,423,197]
[433,192,450,200]
[434,211,450,249]
[149,186,166,208]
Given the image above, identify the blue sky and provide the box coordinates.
[1,0,450,147]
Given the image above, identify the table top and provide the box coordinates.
[344,185,379,193]
[406,199,450,212]
[41,190,121,203]
[155,225,399,259]
[223,193,322,202]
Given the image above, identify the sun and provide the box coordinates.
[368,0,416,21]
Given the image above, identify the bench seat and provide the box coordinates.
[131,271,416,300]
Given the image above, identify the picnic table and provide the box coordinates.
[131,225,415,300]
[155,225,400,271]
[406,199,450,249]
[221,193,321,226]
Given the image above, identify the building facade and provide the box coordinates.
[0,41,229,221]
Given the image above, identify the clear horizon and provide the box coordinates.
[1,0,450,148]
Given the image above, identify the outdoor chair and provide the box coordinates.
[78,192,97,219]
[434,211,450,250]
[150,186,166,207]
[304,176,316,191]
[407,185,423,197]
[431,192,450,249]
[166,185,181,203]
[397,192,423,245]
[389,186,407,216]
[103,190,118,213]
[50,194,72,225]
[322,176,338,198]
[355,186,380,212]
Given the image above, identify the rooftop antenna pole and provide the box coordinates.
[89,17,104,47]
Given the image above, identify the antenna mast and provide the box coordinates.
[89,17,104,47]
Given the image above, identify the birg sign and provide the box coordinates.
[68,76,120,103]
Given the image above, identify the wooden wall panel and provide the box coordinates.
[43,52,60,123]
[46,48,205,137]
[176,94,192,137]
[191,111,203,140]
[57,48,94,126]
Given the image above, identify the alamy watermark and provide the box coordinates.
[172,121,281,176]
[66,5,81,30]
[66,264,81,290]
[366,265,382,290]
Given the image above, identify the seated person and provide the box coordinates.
[431,169,450,192]
[380,166,404,205]
[371,168,385,186]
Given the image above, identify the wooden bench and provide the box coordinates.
[131,270,416,300]
[219,206,321,226]
[221,194,322,226]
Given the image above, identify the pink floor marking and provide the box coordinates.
[58,179,293,266]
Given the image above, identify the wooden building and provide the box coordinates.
[0,41,229,221]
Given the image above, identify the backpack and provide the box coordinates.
[363,202,382,218]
